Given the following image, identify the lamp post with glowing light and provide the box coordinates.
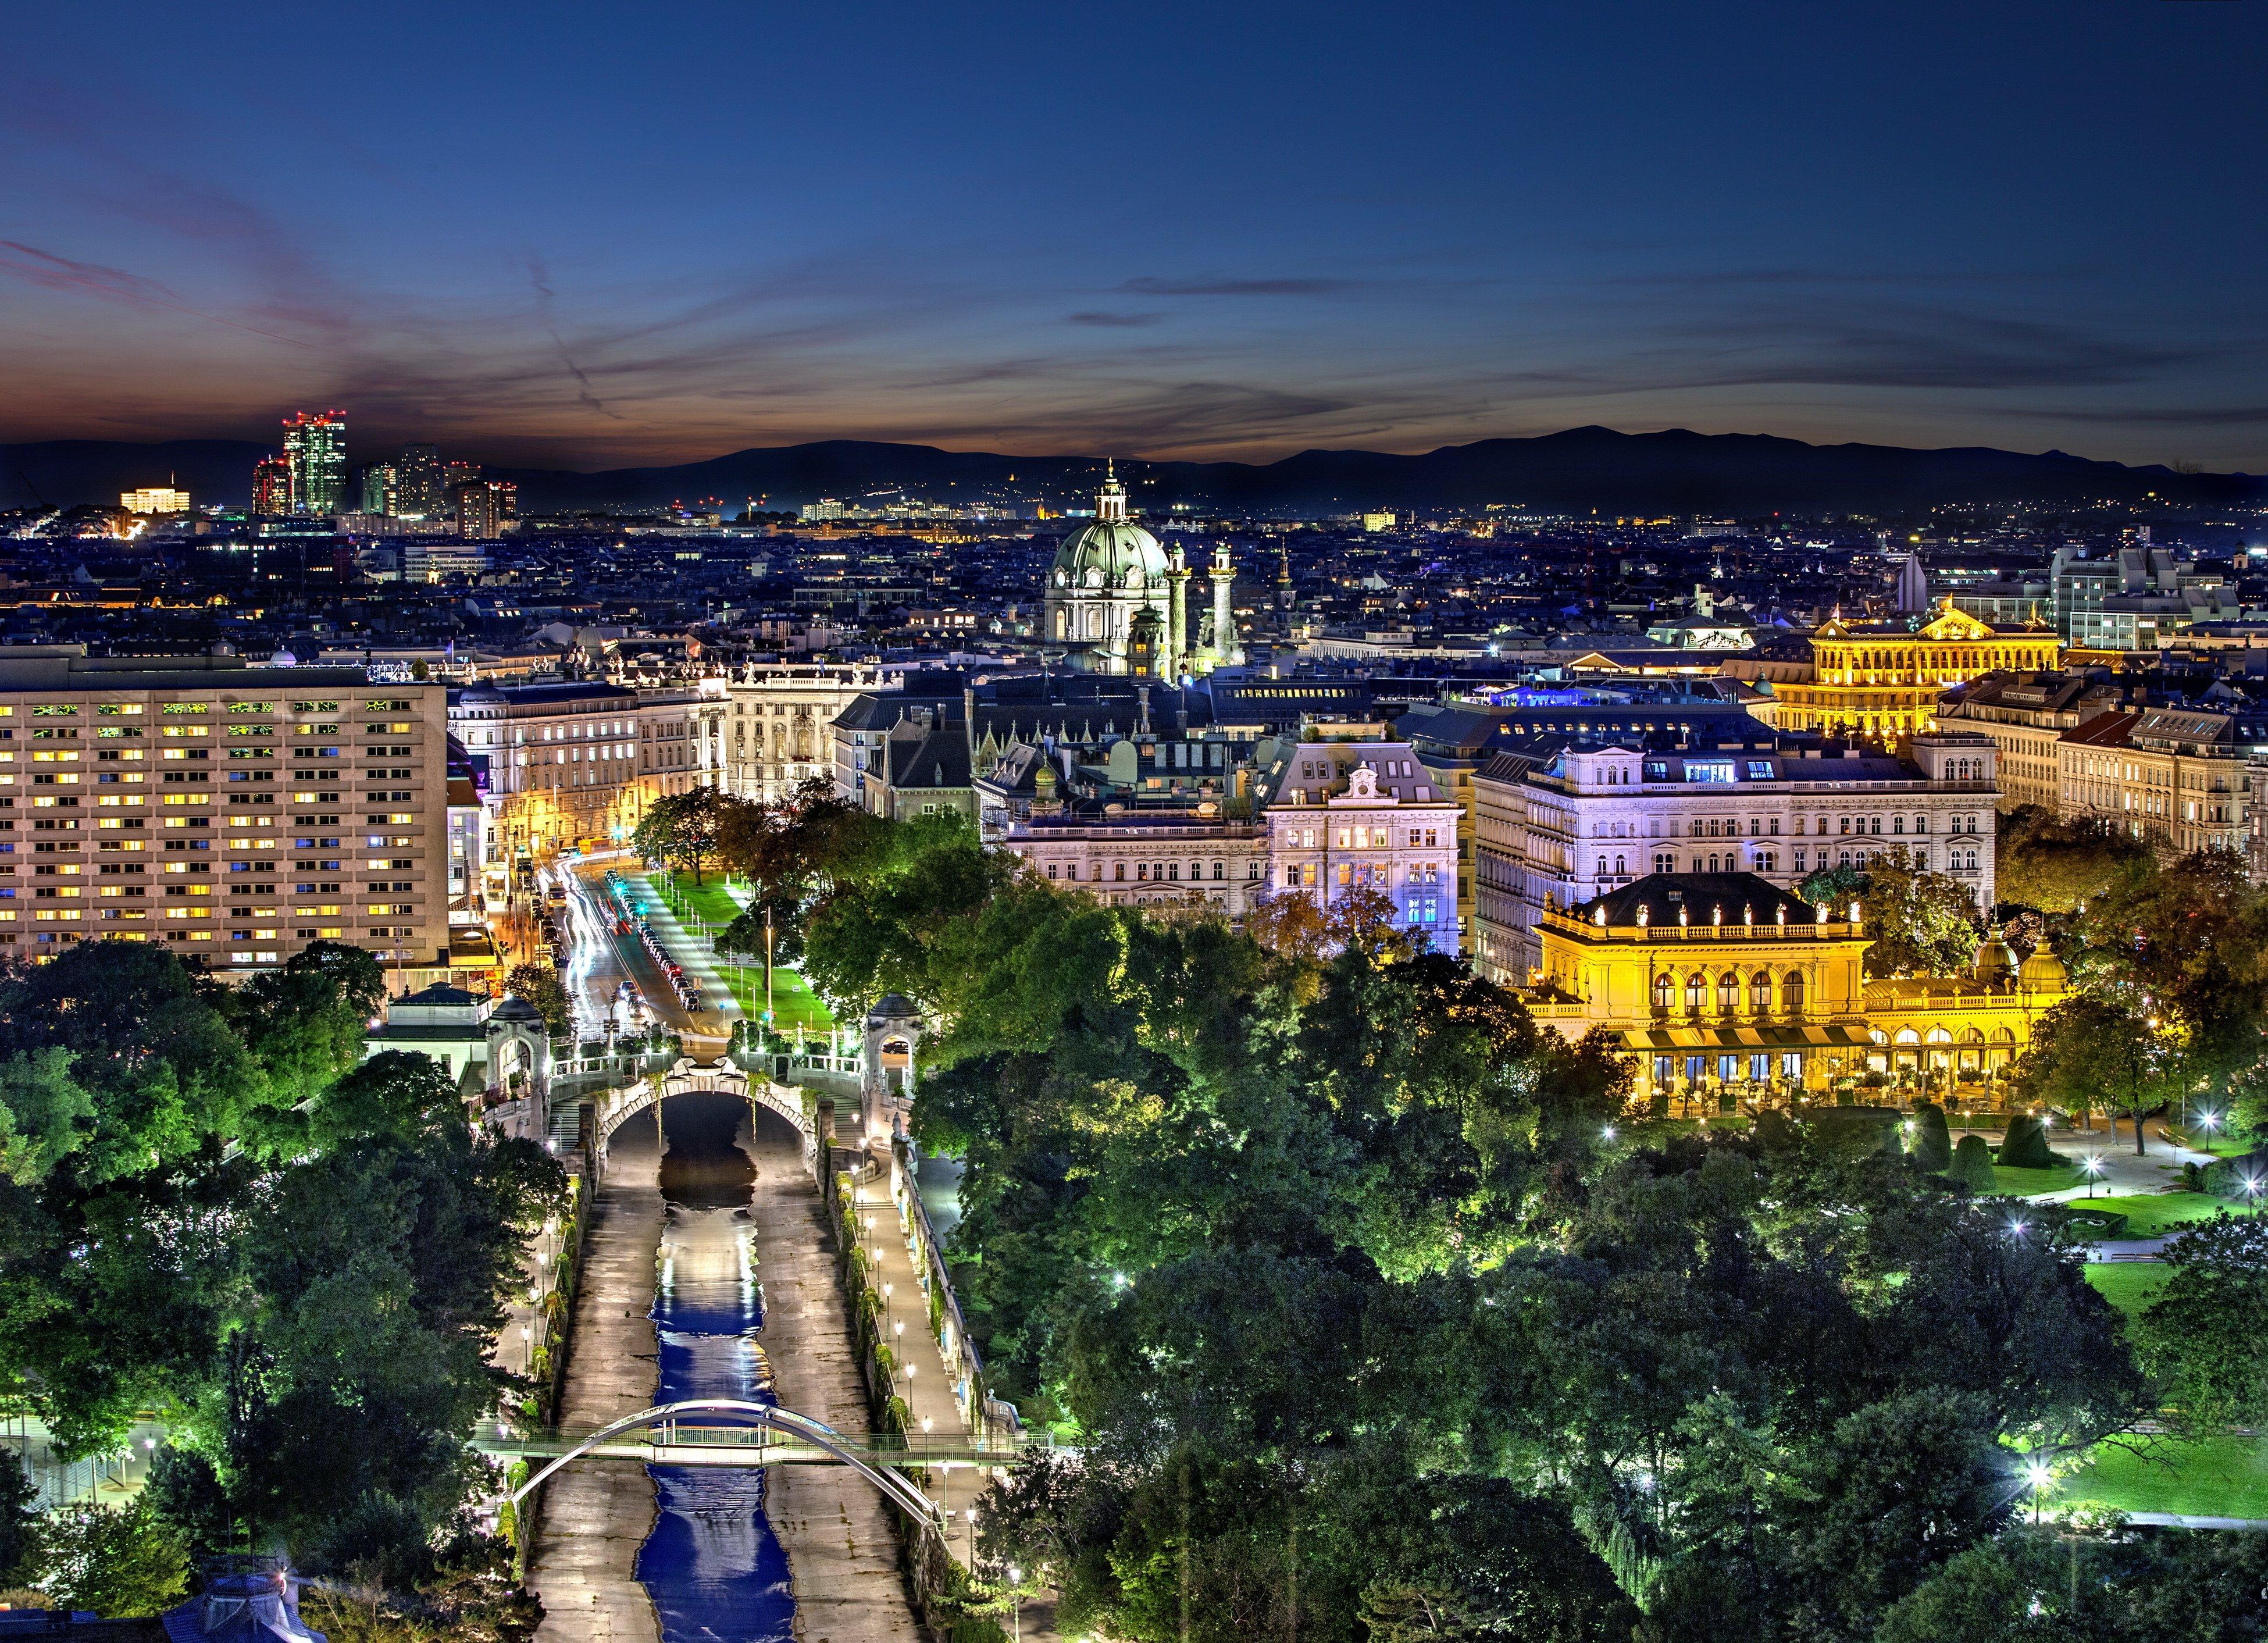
[2083,1155,2102,1199]
[2025,1461,2052,1526]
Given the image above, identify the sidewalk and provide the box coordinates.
[845,1174,990,1566]
[622,868,742,1050]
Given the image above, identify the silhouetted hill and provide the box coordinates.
[6,428,2259,515]
[0,440,276,511]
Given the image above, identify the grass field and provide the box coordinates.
[657,871,748,928]
[1993,1163,2086,1196]
[2060,1435,2268,1520]
[2074,1192,2236,1238]
[2083,1262,2169,1320]
[719,960,836,1035]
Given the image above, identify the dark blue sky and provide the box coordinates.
[5,2,2265,471]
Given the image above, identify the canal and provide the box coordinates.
[640,1092,796,1642]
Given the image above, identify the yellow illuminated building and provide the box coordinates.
[1773,602,2058,742]
[1526,872,2067,1113]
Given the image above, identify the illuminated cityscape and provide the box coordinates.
[1,7,2266,1642]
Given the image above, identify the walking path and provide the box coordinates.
[528,1119,666,1643]
[621,868,742,1050]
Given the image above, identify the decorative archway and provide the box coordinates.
[507,1398,944,1532]
[583,1058,811,1167]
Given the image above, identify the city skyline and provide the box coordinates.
[4,3,2267,472]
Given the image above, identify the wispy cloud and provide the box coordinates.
[527,256,624,421]
[1067,310,1164,327]
[0,238,312,346]
[1121,276,1361,297]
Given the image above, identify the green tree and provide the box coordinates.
[630,786,741,883]
[0,940,269,1179]
[2135,1213,2268,1434]
[504,964,572,1038]
[309,1052,462,1148]
[0,1047,92,1185]
[0,1452,37,1587]
[232,942,390,1113]
[1995,804,2151,914]
[26,1498,190,1616]
[1912,1102,1953,1172]
[2010,994,2178,1154]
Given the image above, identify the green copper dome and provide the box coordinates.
[1049,465,1168,590]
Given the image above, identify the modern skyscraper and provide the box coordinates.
[281,411,347,515]
[251,456,291,516]
[361,465,397,516]
[452,479,513,540]
[393,444,443,519]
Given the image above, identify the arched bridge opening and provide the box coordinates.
[576,1058,811,1166]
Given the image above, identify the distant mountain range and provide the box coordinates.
[5,427,2260,517]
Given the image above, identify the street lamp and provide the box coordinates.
[2083,1155,2102,1199]
[1007,1564,1022,1643]
[2024,1462,2052,1526]
[2246,1177,2263,1217]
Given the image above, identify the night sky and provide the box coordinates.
[5,2,2266,471]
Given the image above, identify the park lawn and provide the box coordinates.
[659,871,747,928]
[2061,1435,2268,1520]
[2078,1192,2235,1238]
[719,959,835,1035]
[2082,1262,2169,1320]
[2165,1130,2253,1158]
[1993,1163,2085,1196]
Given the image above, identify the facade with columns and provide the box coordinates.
[1041,465,1243,678]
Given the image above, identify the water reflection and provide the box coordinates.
[633,1093,794,1643]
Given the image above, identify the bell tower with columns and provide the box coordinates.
[1210,543,1242,667]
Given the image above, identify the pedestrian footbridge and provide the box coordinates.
[484,1399,1036,1529]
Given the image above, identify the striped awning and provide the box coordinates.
[1620,1022,1875,1052]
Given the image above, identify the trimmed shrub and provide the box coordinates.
[1998,1113,2056,1170]
[1948,1134,1998,1192]
[1912,1102,1953,1172]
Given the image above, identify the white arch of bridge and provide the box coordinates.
[507,1398,942,1532]
[584,1058,810,1160]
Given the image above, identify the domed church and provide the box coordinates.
[1042,464,1244,677]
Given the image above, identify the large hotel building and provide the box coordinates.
[0,650,450,982]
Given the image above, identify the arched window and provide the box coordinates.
[1614,854,1626,876]
[1685,973,1705,1013]
[1751,972,1771,1013]
[1596,856,1607,879]
[1783,970,1805,1013]
[1654,972,1674,1011]
[1717,972,1738,1014]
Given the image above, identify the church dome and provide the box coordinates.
[1049,465,1167,590]
[1970,933,2017,986]
[2017,947,2069,989]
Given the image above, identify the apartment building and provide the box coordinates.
[721,663,903,804]
[0,650,450,983]
[1256,733,1463,955]
[1001,812,1269,913]
[1470,732,1999,984]
[1936,671,2117,812]
[448,679,707,860]
[2059,707,2247,857]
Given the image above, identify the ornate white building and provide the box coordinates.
[1042,465,1243,676]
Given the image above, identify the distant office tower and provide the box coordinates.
[452,479,512,540]
[281,411,347,515]
[252,457,292,516]
[120,486,190,514]
[443,460,479,503]
[361,465,397,516]
[393,444,443,518]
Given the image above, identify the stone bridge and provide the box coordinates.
[573,1057,811,1166]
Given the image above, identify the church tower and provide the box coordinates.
[1209,543,1242,667]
